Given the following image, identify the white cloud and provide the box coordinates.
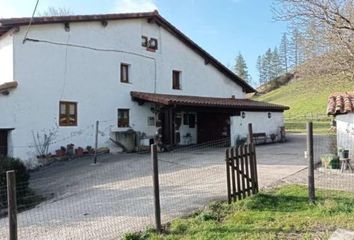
[115,0,158,13]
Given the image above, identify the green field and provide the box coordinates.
[254,75,353,133]
[125,185,354,240]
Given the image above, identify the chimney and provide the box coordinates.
[231,95,235,99]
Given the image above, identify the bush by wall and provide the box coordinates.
[0,157,41,215]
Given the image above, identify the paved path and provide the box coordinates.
[0,135,309,240]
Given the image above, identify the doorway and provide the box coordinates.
[0,130,8,157]
[197,112,230,143]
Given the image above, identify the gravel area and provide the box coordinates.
[0,135,310,240]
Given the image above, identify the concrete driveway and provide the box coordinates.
[0,134,310,240]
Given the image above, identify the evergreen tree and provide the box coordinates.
[289,27,304,68]
[263,48,274,82]
[279,33,290,73]
[234,53,250,82]
[271,47,283,79]
[256,55,265,84]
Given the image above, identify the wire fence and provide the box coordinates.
[0,138,231,240]
[282,121,354,199]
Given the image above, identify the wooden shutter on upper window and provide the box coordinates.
[59,101,77,126]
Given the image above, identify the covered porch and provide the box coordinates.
[131,91,289,147]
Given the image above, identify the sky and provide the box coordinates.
[0,0,288,86]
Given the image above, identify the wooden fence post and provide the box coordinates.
[225,149,231,204]
[307,122,316,203]
[151,144,162,233]
[248,123,254,144]
[7,170,17,240]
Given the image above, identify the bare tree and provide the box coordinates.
[273,0,354,78]
[37,7,74,17]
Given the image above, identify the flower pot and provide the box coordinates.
[56,149,66,157]
[75,148,84,157]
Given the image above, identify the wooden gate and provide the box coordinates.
[225,143,258,203]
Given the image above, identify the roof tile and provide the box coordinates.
[131,91,289,111]
[327,92,354,115]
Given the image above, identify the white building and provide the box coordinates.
[327,92,354,158]
[0,11,288,166]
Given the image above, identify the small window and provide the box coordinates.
[120,63,129,83]
[118,109,130,128]
[141,36,148,47]
[148,38,158,50]
[172,70,181,90]
[188,114,196,128]
[59,101,77,126]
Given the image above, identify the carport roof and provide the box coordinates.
[131,91,289,112]
[327,91,354,115]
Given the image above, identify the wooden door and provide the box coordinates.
[0,130,8,157]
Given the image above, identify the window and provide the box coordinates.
[118,109,130,128]
[141,36,148,47]
[172,70,181,90]
[120,63,129,83]
[188,114,196,128]
[148,38,158,50]
[59,101,77,126]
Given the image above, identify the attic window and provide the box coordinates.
[142,36,148,47]
[148,38,158,50]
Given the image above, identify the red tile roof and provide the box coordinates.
[131,91,289,111]
[0,81,18,93]
[0,11,255,93]
[327,91,354,115]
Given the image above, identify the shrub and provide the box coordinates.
[0,157,39,213]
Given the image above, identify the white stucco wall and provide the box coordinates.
[0,32,14,84]
[336,113,354,158]
[0,18,247,164]
[230,111,284,145]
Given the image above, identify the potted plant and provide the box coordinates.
[86,146,94,155]
[321,154,340,169]
[67,144,75,156]
[339,148,350,159]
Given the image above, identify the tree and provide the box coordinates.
[256,55,266,84]
[271,47,283,79]
[279,33,290,72]
[289,27,304,68]
[37,7,74,17]
[234,53,250,82]
[273,0,354,77]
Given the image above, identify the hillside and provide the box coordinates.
[253,74,354,133]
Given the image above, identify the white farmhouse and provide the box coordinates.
[327,92,354,157]
[0,11,289,165]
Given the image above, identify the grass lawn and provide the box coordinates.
[254,75,353,119]
[125,185,354,240]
